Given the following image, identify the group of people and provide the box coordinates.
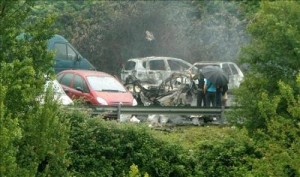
[192,72,228,107]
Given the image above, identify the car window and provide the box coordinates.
[87,76,127,92]
[229,64,238,75]
[142,61,146,68]
[149,60,165,70]
[168,60,190,71]
[125,61,136,70]
[222,64,231,75]
[195,64,207,70]
[57,73,64,81]
[67,44,76,60]
[73,75,89,92]
[54,43,67,59]
[195,64,219,70]
[59,73,73,86]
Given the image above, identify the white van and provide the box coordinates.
[193,61,244,90]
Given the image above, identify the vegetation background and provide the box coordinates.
[32,0,252,76]
[0,0,300,176]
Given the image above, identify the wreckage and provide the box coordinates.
[122,71,222,126]
[124,72,196,107]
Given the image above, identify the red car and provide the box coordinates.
[57,70,137,106]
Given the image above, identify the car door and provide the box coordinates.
[71,74,96,104]
[228,63,243,88]
[57,73,75,98]
[147,59,167,84]
[121,60,136,82]
[221,63,234,90]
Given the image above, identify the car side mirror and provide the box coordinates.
[75,87,84,92]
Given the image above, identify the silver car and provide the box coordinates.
[121,56,196,87]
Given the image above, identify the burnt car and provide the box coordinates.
[121,56,197,88]
[124,72,196,107]
[124,73,220,126]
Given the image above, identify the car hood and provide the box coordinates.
[94,91,134,106]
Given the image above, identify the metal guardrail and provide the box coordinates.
[85,105,231,121]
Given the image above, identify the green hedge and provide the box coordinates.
[65,109,300,176]
[66,111,194,177]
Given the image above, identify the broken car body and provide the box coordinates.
[124,72,196,107]
[121,56,198,87]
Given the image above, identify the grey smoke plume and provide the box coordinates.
[140,1,249,63]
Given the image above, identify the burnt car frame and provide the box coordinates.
[124,72,196,107]
[121,56,197,87]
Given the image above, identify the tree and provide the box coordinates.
[240,1,300,91]
[225,1,300,175]
[0,1,69,176]
[231,1,300,131]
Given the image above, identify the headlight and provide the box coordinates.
[96,97,108,105]
[132,98,138,106]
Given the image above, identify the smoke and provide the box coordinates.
[139,1,249,64]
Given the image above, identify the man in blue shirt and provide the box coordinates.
[204,78,216,107]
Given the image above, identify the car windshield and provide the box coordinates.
[87,76,127,92]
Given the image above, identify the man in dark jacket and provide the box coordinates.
[194,71,206,107]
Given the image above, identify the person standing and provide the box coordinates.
[216,85,222,107]
[204,78,216,107]
[221,84,228,107]
[195,72,206,107]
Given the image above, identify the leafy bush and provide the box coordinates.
[193,129,260,177]
[228,2,300,174]
[0,86,22,176]
[193,75,300,176]
[0,2,70,176]
[66,113,194,177]
[126,164,149,177]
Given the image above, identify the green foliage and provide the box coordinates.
[233,1,300,130]
[228,74,300,175]
[240,1,300,88]
[224,2,300,175]
[17,90,70,176]
[126,164,149,177]
[67,115,193,177]
[194,129,260,177]
[247,76,300,176]
[0,85,22,176]
[2,1,300,176]
[0,1,69,176]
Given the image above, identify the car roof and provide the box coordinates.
[47,34,69,50]
[58,70,112,77]
[193,61,236,65]
[128,56,187,61]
